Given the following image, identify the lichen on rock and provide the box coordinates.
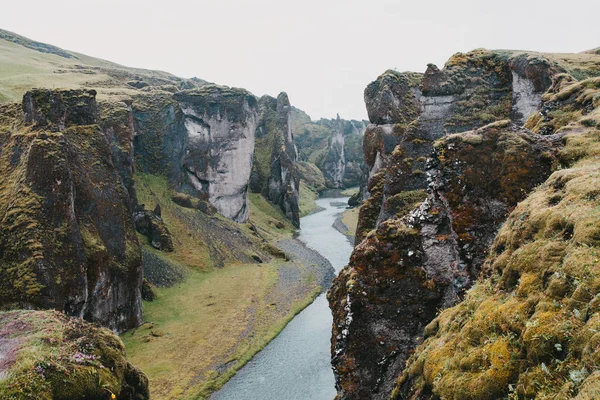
[0,310,148,400]
[329,48,600,400]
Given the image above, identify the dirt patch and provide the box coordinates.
[0,312,34,374]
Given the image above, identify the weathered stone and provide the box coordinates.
[364,70,422,125]
[174,85,259,222]
[328,50,576,399]
[0,89,142,333]
[23,88,98,129]
[134,206,174,252]
[291,107,368,191]
[322,115,346,188]
[252,93,300,227]
[329,123,559,399]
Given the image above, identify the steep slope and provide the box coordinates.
[251,93,300,227]
[0,90,143,333]
[292,107,369,191]
[328,48,600,400]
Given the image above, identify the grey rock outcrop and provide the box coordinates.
[173,85,259,222]
[250,93,300,226]
[364,70,422,125]
[251,93,300,226]
[322,115,346,188]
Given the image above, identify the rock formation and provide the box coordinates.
[251,93,300,227]
[328,49,600,400]
[0,310,149,399]
[322,115,346,188]
[292,107,368,191]
[174,85,259,222]
[399,74,600,400]
[0,89,143,333]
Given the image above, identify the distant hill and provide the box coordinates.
[0,28,209,103]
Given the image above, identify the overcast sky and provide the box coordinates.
[2,0,599,120]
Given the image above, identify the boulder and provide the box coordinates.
[0,310,149,399]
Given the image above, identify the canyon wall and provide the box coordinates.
[0,89,143,333]
[251,93,300,227]
[292,107,368,191]
[328,49,600,400]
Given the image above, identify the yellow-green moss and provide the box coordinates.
[397,65,600,400]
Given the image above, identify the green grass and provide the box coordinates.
[0,33,198,105]
[341,187,359,196]
[123,173,321,399]
[299,181,319,217]
[340,207,360,238]
[123,245,323,399]
[123,261,275,399]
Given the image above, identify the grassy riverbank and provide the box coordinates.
[122,174,328,399]
[340,207,360,238]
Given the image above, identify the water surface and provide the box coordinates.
[212,197,353,400]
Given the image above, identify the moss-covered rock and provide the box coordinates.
[0,90,142,333]
[329,122,560,399]
[364,70,423,125]
[0,310,148,400]
[251,93,300,227]
[133,205,174,252]
[330,49,600,400]
[291,107,368,190]
[328,48,600,400]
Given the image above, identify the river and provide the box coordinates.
[212,197,353,400]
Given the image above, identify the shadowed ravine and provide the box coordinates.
[212,197,353,400]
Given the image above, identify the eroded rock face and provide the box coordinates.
[291,107,368,191]
[174,86,259,222]
[134,204,174,252]
[330,49,566,400]
[251,93,300,227]
[322,115,346,188]
[509,53,558,124]
[23,89,98,129]
[329,123,559,399]
[364,70,422,125]
[0,89,142,333]
[399,78,600,398]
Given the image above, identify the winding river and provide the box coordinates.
[212,197,353,400]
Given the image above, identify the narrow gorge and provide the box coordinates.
[0,20,600,400]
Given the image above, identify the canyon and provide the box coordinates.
[1,26,600,400]
[0,28,361,399]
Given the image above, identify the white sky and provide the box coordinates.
[1,0,599,120]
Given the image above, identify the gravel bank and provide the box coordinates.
[277,238,335,290]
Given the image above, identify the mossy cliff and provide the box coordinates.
[291,107,368,191]
[0,89,142,333]
[250,93,300,227]
[329,48,600,400]
[0,310,148,400]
